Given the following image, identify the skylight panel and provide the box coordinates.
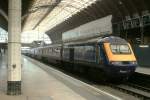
[23,0,97,32]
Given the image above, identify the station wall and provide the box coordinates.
[133,44,150,67]
[62,15,112,42]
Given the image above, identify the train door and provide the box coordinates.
[99,43,107,65]
[60,45,63,61]
[96,44,100,64]
[69,47,74,62]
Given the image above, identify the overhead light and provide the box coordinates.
[139,45,149,48]
[119,1,123,5]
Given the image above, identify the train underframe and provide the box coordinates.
[36,55,135,83]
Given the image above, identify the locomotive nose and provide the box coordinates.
[103,43,137,62]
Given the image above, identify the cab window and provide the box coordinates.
[110,44,131,54]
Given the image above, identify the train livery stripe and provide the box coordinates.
[104,43,136,62]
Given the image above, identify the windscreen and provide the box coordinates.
[110,44,131,54]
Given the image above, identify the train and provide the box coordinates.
[24,36,138,82]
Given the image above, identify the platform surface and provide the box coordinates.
[136,66,150,75]
[0,54,122,100]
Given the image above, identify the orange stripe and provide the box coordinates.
[104,43,137,62]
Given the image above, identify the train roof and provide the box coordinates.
[31,44,62,49]
[98,36,128,44]
[64,36,128,46]
[30,36,128,49]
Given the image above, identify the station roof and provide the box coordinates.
[0,0,150,43]
[23,0,97,32]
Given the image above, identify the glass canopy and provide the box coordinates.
[23,0,97,32]
[0,27,8,43]
[21,31,51,44]
[0,28,51,44]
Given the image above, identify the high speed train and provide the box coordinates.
[24,36,138,81]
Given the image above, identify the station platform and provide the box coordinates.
[0,54,122,100]
[136,67,150,75]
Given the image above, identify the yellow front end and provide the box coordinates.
[104,43,136,62]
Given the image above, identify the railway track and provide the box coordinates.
[129,73,150,89]
[126,83,150,93]
[108,83,150,100]
[106,73,150,99]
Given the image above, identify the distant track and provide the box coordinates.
[129,73,150,89]
[108,84,150,100]
[126,83,150,93]
[107,73,150,100]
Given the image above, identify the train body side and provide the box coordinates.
[25,36,138,80]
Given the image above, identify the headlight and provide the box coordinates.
[131,61,137,65]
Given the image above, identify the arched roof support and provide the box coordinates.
[0,8,8,21]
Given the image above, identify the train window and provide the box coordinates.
[46,49,47,54]
[124,20,132,29]
[49,48,51,52]
[74,45,96,62]
[63,48,70,60]
[143,15,150,25]
[110,44,131,54]
[54,48,60,53]
[132,18,140,28]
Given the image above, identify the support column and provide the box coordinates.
[7,0,21,95]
